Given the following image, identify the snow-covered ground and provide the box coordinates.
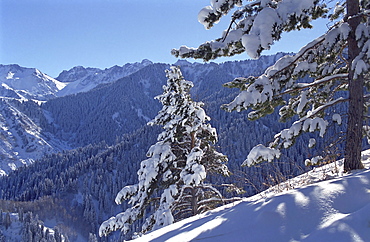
[132,150,370,242]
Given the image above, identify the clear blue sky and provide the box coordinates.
[1,0,327,77]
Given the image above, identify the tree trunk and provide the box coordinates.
[190,131,196,150]
[191,187,198,216]
[190,132,198,215]
[344,0,365,172]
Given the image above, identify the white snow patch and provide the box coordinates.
[112,112,119,120]
[244,144,281,166]
[297,91,308,114]
[332,113,342,125]
[305,156,323,166]
[308,138,316,148]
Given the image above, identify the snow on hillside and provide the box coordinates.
[0,65,71,176]
[0,64,66,100]
[0,99,69,176]
[132,151,370,242]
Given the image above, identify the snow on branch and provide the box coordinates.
[198,0,244,29]
[280,73,348,96]
[115,184,138,205]
[173,0,370,174]
[241,94,348,166]
[172,0,327,61]
[243,144,281,167]
[271,97,347,149]
[223,21,351,114]
[99,207,139,237]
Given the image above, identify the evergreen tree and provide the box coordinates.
[53,228,62,242]
[99,66,233,237]
[0,210,3,225]
[18,207,24,222]
[4,212,11,230]
[172,0,369,172]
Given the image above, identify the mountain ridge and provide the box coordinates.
[0,54,305,176]
[55,59,154,96]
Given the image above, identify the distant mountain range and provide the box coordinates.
[0,60,158,175]
[0,53,294,175]
[55,59,153,96]
[0,60,154,100]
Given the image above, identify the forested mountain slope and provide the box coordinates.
[0,54,337,241]
[42,63,167,147]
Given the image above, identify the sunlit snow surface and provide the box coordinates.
[0,64,66,100]
[133,150,370,242]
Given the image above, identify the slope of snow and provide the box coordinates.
[56,59,153,96]
[0,99,69,176]
[132,151,370,242]
[0,64,66,100]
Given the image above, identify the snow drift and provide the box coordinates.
[132,152,370,242]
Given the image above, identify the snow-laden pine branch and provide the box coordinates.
[174,0,369,170]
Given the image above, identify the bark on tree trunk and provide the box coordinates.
[190,131,198,216]
[191,187,198,216]
[190,132,196,150]
[344,0,365,172]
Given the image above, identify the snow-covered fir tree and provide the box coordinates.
[99,66,233,237]
[172,0,369,172]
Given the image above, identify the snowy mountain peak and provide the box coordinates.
[55,60,154,96]
[56,66,101,83]
[141,59,153,66]
[0,64,66,101]
[173,59,193,67]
